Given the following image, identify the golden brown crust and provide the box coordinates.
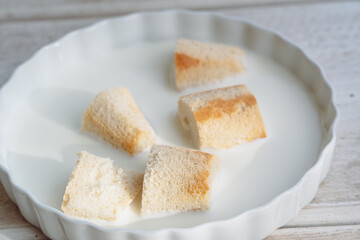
[187,152,212,197]
[178,84,266,148]
[174,39,244,90]
[141,145,218,214]
[194,151,213,159]
[194,95,257,122]
[83,110,139,155]
[187,169,210,196]
[175,53,200,70]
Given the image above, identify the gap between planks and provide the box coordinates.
[285,204,360,228]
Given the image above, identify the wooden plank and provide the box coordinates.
[0,0,330,22]
[0,18,98,86]
[0,183,31,229]
[267,225,360,240]
[287,204,360,227]
[0,227,48,240]
[0,224,359,240]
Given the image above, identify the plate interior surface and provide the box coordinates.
[3,37,323,230]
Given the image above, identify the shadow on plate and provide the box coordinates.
[6,151,70,209]
[28,87,94,132]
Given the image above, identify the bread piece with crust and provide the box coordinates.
[141,145,219,215]
[61,151,144,221]
[178,84,266,149]
[82,87,156,155]
[175,38,244,90]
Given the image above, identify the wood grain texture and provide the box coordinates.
[0,0,330,22]
[266,225,360,240]
[287,203,360,227]
[0,1,359,239]
[0,183,48,239]
[0,184,30,229]
[0,227,48,240]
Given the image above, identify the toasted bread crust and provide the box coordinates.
[175,53,200,70]
[175,38,244,90]
[141,145,219,214]
[83,110,140,154]
[187,169,210,196]
[194,94,257,122]
[178,85,266,148]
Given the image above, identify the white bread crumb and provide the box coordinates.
[61,151,144,221]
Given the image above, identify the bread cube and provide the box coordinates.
[178,85,266,149]
[61,151,143,221]
[82,87,156,155]
[175,38,244,90]
[141,145,219,215]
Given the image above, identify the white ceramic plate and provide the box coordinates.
[0,10,337,240]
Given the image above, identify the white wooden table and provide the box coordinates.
[0,1,359,239]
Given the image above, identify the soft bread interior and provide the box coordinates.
[61,151,144,221]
